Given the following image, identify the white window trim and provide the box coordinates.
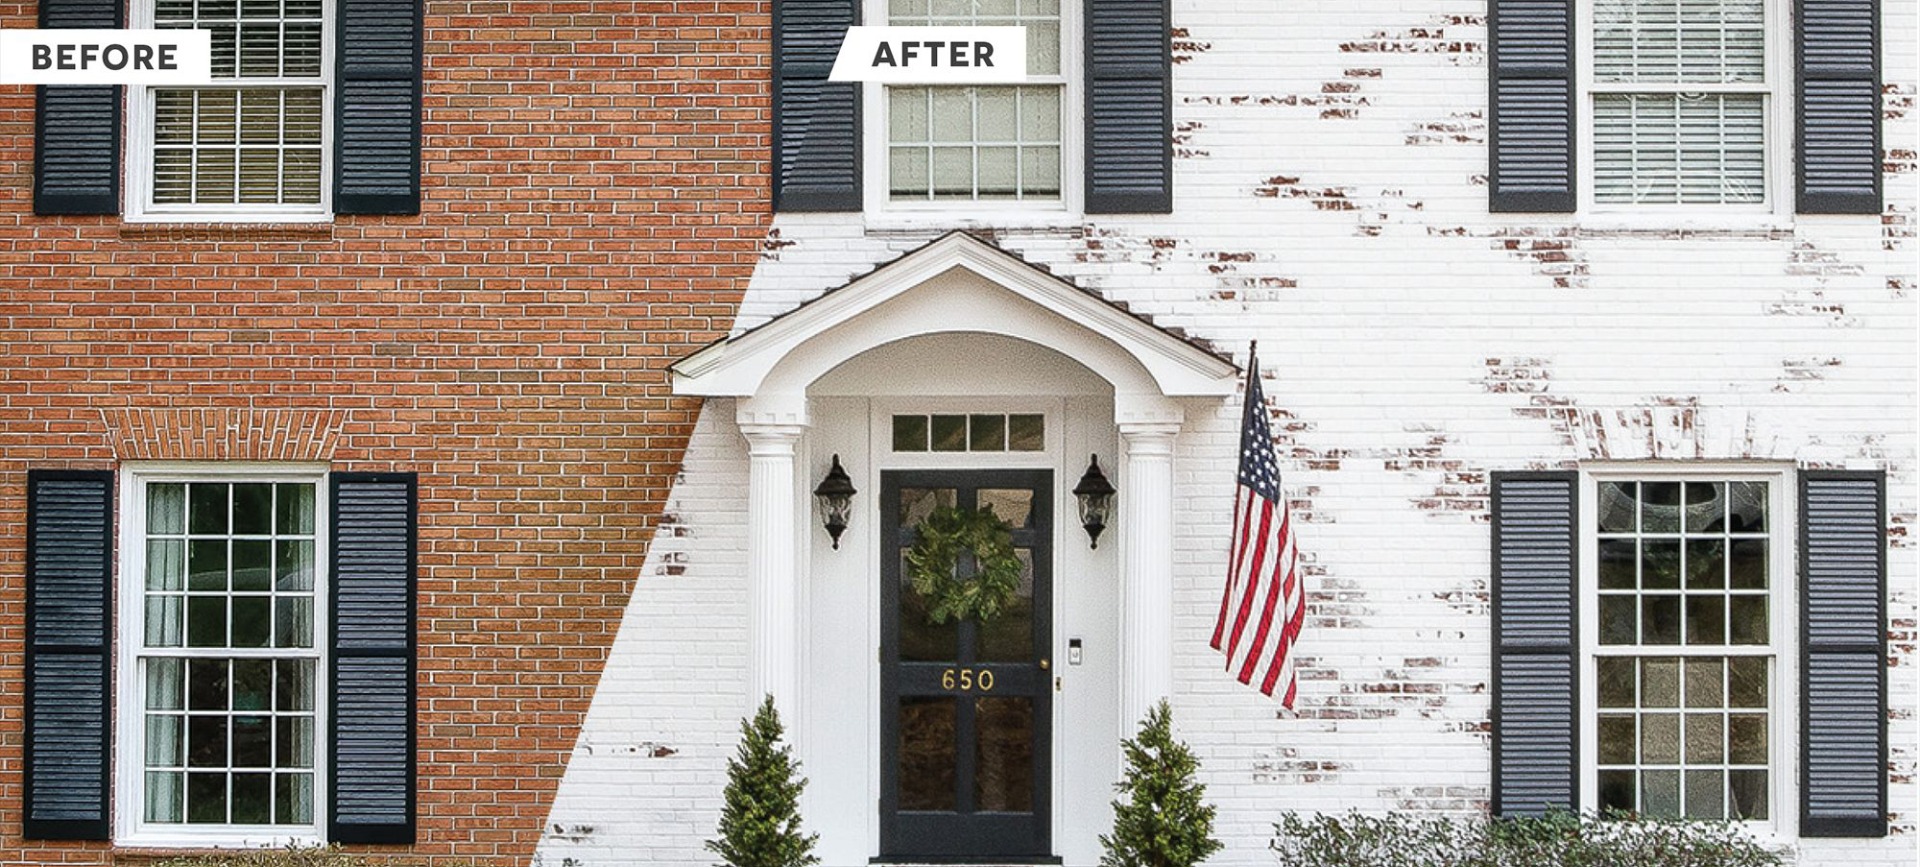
[859,0,1084,225]
[124,0,335,224]
[114,462,331,848]
[1577,463,1798,841]
[1574,0,1795,227]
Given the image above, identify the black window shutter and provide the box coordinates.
[1490,471,1579,817]
[1796,0,1881,214]
[1800,470,1887,837]
[1084,0,1172,214]
[24,470,114,840]
[34,0,122,216]
[1487,0,1575,212]
[329,472,418,844]
[773,0,861,212]
[334,0,423,215]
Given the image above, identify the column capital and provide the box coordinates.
[738,422,807,453]
[1114,393,1184,430]
[737,393,810,429]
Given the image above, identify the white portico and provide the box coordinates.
[671,232,1235,863]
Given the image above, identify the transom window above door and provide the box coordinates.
[883,0,1068,205]
[892,413,1046,453]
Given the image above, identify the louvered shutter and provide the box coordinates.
[33,0,122,215]
[773,0,861,212]
[1488,0,1575,212]
[1800,471,1886,837]
[1084,0,1172,214]
[334,0,423,215]
[329,473,417,843]
[1490,471,1579,817]
[24,471,114,840]
[1796,0,1881,214]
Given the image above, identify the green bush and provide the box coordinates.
[1272,811,1786,867]
[706,695,820,867]
[1100,700,1223,867]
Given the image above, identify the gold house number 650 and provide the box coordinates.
[941,668,995,692]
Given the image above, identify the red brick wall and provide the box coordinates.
[0,1,771,862]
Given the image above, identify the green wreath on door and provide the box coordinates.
[905,505,1024,625]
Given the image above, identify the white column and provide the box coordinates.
[1117,419,1180,731]
[740,419,807,720]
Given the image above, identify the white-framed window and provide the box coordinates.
[117,466,328,846]
[128,0,332,222]
[866,0,1078,217]
[1581,471,1791,829]
[1580,0,1787,212]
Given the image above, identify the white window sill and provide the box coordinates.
[862,207,1086,233]
[1569,208,1795,235]
[122,211,334,225]
[116,828,324,849]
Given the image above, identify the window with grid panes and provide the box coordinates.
[1593,480,1773,820]
[137,479,320,829]
[144,0,326,213]
[1590,0,1769,205]
[886,0,1063,202]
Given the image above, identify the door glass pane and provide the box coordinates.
[900,488,957,527]
[901,550,959,662]
[931,415,968,451]
[977,489,1033,528]
[977,548,1034,662]
[899,697,957,811]
[974,697,1034,812]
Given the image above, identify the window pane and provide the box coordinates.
[233,539,272,591]
[1643,769,1681,816]
[187,772,227,823]
[233,483,272,534]
[893,415,930,452]
[1684,539,1724,589]
[1599,769,1636,812]
[145,542,187,599]
[275,596,314,648]
[147,714,184,767]
[1598,657,1637,707]
[1728,713,1767,763]
[146,771,185,822]
[1684,481,1725,533]
[189,595,228,646]
[1729,769,1768,819]
[1642,539,1681,589]
[1727,481,1767,532]
[187,715,229,768]
[232,772,272,823]
[969,414,1007,451]
[1684,658,1723,707]
[930,415,968,451]
[149,483,187,534]
[1683,595,1724,645]
[1599,714,1636,763]
[1728,538,1767,589]
[1728,595,1767,644]
[190,483,230,534]
[1642,658,1679,707]
[1597,539,1635,589]
[1727,657,1767,707]
[1685,769,1726,819]
[276,659,315,712]
[1641,713,1680,763]
[1643,596,1682,644]
[147,595,185,647]
[275,772,314,824]
[277,539,314,591]
[1007,414,1044,451]
[149,659,185,710]
[1600,596,1638,644]
[1685,713,1724,762]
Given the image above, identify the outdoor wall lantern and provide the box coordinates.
[814,454,857,550]
[1072,454,1116,549]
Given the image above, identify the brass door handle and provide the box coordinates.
[1039,658,1050,671]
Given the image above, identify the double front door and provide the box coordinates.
[879,469,1053,860]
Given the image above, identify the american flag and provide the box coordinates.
[1210,343,1305,708]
